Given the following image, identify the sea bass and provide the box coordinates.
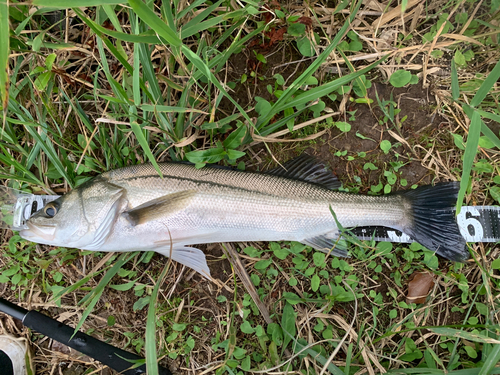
[19,156,468,277]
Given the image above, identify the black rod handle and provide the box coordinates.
[0,298,172,375]
[0,297,28,321]
[22,311,172,375]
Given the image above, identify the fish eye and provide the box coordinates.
[44,203,58,218]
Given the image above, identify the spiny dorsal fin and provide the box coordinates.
[123,190,196,226]
[266,154,341,190]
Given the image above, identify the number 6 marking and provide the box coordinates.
[457,207,484,242]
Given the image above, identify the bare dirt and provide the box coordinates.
[310,81,447,189]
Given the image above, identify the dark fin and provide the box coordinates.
[302,235,349,257]
[123,190,196,226]
[399,182,468,261]
[266,154,341,190]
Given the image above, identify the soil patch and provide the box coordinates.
[306,81,449,190]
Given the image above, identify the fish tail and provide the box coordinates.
[399,182,468,261]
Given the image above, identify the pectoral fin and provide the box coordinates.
[156,246,211,279]
[123,190,196,226]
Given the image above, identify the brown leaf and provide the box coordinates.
[297,16,313,30]
[266,27,287,46]
[406,271,435,304]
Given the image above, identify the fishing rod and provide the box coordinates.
[0,297,172,375]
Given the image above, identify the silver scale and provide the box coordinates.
[1,186,498,244]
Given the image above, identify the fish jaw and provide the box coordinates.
[20,222,57,245]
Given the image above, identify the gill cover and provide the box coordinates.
[21,177,125,250]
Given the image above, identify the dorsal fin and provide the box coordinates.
[265,154,341,190]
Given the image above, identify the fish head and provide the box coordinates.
[20,177,125,249]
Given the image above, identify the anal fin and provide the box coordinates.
[302,235,349,257]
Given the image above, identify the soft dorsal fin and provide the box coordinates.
[265,154,341,190]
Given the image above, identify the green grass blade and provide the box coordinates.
[281,303,296,351]
[128,0,182,47]
[480,121,500,149]
[457,110,481,213]
[135,40,162,103]
[476,108,500,124]
[0,144,44,185]
[130,119,164,177]
[177,0,209,19]
[131,12,142,107]
[51,271,105,306]
[160,1,176,30]
[451,60,459,101]
[478,344,500,375]
[102,4,124,31]
[470,59,500,108]
[141,104,205,113]
[32,0,127,7]
[181,14,235,39]
[145,265,169,375]
[462,104,500,150]
[0,0,9,111]
[76,9,161,44]
[344,342,353,375]
[181,0,223,33]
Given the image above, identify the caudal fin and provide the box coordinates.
[400,182,468,261]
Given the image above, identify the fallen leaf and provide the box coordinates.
[406,271,435,304]
[297,16,313,30]
[266,27,287,46]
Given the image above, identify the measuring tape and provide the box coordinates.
[1,187,499,243]
[350,206,500,243]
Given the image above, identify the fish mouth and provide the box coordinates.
[20,222,57,242]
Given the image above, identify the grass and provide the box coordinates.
[1,0,500,374]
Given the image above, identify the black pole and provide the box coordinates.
[0,297,28,321]
[0,298,172,375]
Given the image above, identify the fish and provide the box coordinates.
[19,155,468,277]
